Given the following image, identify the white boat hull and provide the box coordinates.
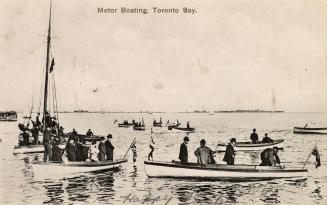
[13,145,44,154]
[32,159,127,178]
[144,161,307,180]
[293,127,327,134]
[217,139,284,152]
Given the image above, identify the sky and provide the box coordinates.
[0,0,326,112]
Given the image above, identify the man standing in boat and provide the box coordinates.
[105,134,115,161]
[194,139,215,164]
[250,128,259,143]
[43,128,53,162]
[98,137,106,161]
[179,136,189,163]
[223,138,236,165]
[260,146,281,166]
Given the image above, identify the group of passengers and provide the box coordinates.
[46,133,115,162]
[250,128,274,144]
[178,129,281,167]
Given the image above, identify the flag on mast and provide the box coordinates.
[312,146,321,169]
[49,58,55,73]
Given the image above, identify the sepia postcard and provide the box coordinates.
[0,0,326,204]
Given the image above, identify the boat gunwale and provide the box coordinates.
[293,127,327,130]
[144,161,307,173]
[33,159,128,167]
[218,139,284,147]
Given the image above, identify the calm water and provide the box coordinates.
[0,112,326,204]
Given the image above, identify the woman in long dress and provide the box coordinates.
[88,140,99,162]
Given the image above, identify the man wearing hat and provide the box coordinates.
[194,139,215,164]
[260,146,281,166]
[223,138,236,165]
[179,136,189,163]
[105,134,115,161]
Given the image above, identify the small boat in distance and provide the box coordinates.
[118,120,135,128]
[216,139,284,152]
[171,127,195,132]
[153,117,162,127]
[144,161,307,180]
[293,126,327,135]
[0,111,17,121]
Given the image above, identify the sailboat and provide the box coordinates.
[12,1,128,176]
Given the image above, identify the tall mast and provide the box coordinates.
[43,1,52,127]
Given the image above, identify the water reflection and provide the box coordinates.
[42,171,116,203]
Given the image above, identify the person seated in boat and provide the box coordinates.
[261,133,274,143]
[194,139,216,165]
[179,136,189,163]
[223,138,236,165]
[187,121,190,128]
[66,139,77,161]
[250,128,259,144]
[70,128,78,141]
[105,134,115,161]
[75,138,85,161]
[86,129,93,137]
[88,140,99,162]
[31,124,39,145]
[98,137,106,161]
[260,146,282,166]
[153,119,157,124]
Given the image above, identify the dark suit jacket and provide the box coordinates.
[223,143,235,164]
[179,143,188,163]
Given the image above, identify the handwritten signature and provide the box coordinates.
[120,193,224,204]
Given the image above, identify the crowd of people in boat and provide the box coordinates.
[178,130,281,167]
[44,132,115,162]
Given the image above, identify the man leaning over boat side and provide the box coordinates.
[223,138,236,165]
[261,133,274,143]
[194,139,216,165]
[260,146,281,166]
[179,136,189,163]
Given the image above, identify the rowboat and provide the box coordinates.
[118,123,131,128]
[171,127,195,132]
[32,159,127,178]
[144,161,307,180]
[216,139,284,152]
[293,127,327,134]
[133,125,145,131]
[13,145,44,154]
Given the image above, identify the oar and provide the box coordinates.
[122,137,136,160]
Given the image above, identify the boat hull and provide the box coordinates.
[293,127,327,134]
[144,161,307,180]
[217,139,284,152]
[13,145,44,154]
[171,127,195,132]
[32,159,127,178]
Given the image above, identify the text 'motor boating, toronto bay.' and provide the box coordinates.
[97,7,197,15]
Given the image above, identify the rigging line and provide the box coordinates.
[53,72,60,125]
